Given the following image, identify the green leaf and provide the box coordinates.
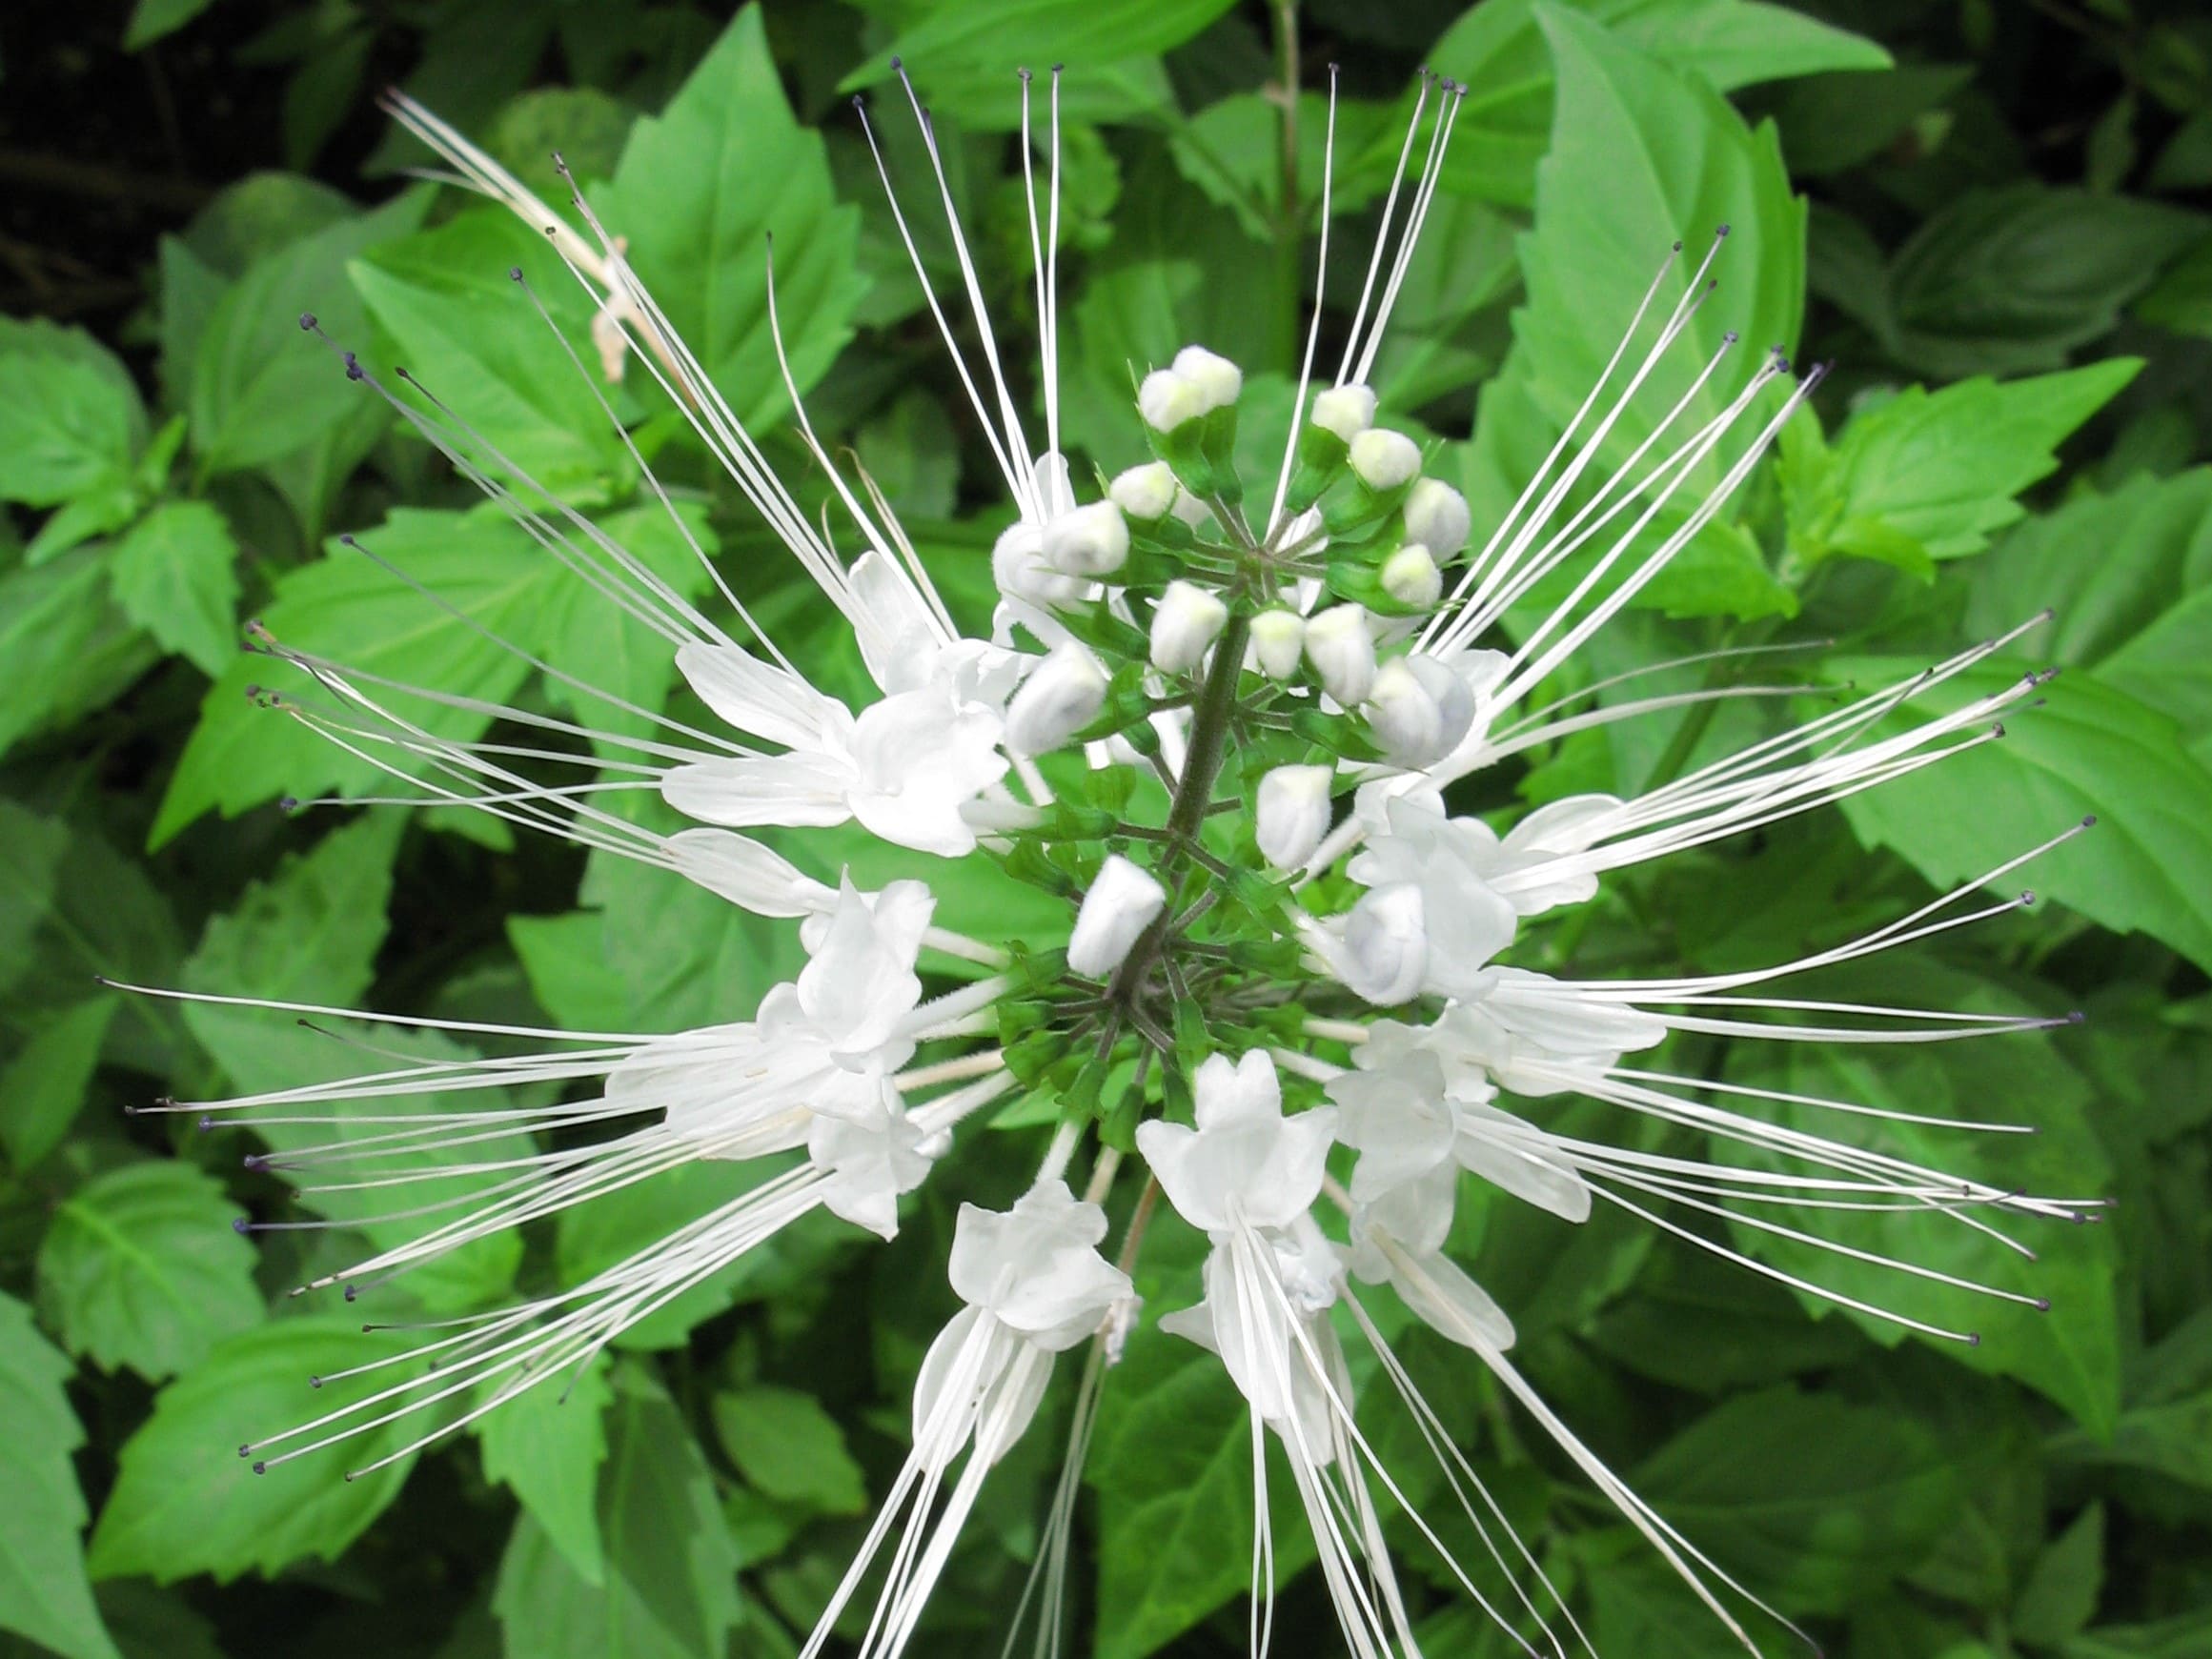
[189,188,431,477]
[478,1359,614,1588]
[1879,186,2203,378]
[1779,360,2139,574]
[0,998,116,1171]
[1086,1215,1313,1659]
[2014,1503,2104,1646]
[87,1319,422,1584]
[1633,1384,1960,1614]
[1769,63,1974,178]
[0,549,158,762]
[1719,957,2123,1435]
[0,1291,119,1659]
[178,813,523,1311]
[711,1386,867,1515]
[491,1366,741,1659]
[1427,0,1888,209]
[2055,1390,2212,1494]
[35,1161,264,1382]
[538,502,719,753]
[581,837,807,1032]
[597,7,864,432]
[106,500,243,676]
[153,506,564,844]
[1583,1236,1867,1391]
[1463,8,1804,622]
[508,910,632,1033]
[2135,234,2212,339]
[1576,1545,1769,1657]
[0,322,147,514]
[1831,658,2212,977]
[350,208,635,502]
[2063,1616,2212,1659]
[124,0,217,50]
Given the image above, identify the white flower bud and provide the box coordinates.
[1403,654,1476,759]
[1139,368,1207,432]
[1257,764,1333,869]
[1043,500,1129,577]
[1109,461,1179,521]
[1005,644,1106,754]
[1379,543,1442,610]
[993,521,1086,609]
[1067,855,1167,977]
[1309,383,1376,442]
[1148,580,1229,676]
[1404,476,1471,557]
[1171,345,1243,413]
[1365,658,1445,764]
[1248,609,1307,679]
[1349,429,1422,491]
[1304,604,1377,706]
[1339,882,1427,1004]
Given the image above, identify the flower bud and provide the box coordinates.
[1309,383,1376,442]
[1108,461,1178,522]
[1249,609,1307,679]
[1005,644,1106,754]
[1148,580,1229,676]
[1043,500,1129,577]
[1349,429,1423,492]
[1067,854,1167,977]
[1339,883,1427,1004]
[1365,658,1444,764]
[1304,604,1377,706]
[993,521,1086,609]
[1171,345,1243,413]
[1139,368,1207,433]
[1404,476,1471,558]
[1256,764,1333,869]
[1404,654,1477,758]
[1379,543,1442,611]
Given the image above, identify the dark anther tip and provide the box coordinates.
[197,1114,213,1131]
[309,1375,324,1389]
[2080,813,2098,828]
[237,1444,250,1458]
[889,54,903,69]
[1716,222,1733,235]
[2034,1298,2052,1312]
[509,266,525,282]
[1991,721,2006,738]
[1016,66,1031,80]
[343,354,363,381]
[2067,1009,2085,1024]
[232,1217,252,1234]
[1672,239,1684,253]
[1722,330,1738,344]
[339,533,360,547]
[1965,1332,1982,1347]
[243,1154,268,1172]
[342,1470,358,1484]
[278,797,299,815]
[344,1285,359,1302]
[253,1461,268,1475]
[2019,889,2036,905]
[298,313,317,331]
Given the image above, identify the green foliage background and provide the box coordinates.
[3,1,2211,1655]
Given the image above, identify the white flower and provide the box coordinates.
[1108,460,1178,520]
[809,1085,941,1239]
[1309,382,1376,442]
[1066,854,1167,977]
[1304,604,1377,705]
[1248,608,1307,678]
[1365,658,1446,765]
[1347,794,1518,998]
[1148,579,1228,675]
[1403,475,1471,557]
[1171,344,1243,412]
[1043,500,1129,577]
[1329,881,1428,1005]
[1135,1051,1337,1234]
[1138,367,1206,432]
[1379,542,1442,609]
[1256,763,1332,869]
[1004,643,1106,754]
[1349,428,1422,491]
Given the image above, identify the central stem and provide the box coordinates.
[1107,613,1251,1013]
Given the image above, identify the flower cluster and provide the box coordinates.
[137,66,2104,1658]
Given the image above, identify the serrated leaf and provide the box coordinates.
[596,7,864,432]
[153,506,565,845]
[1831,658,2212,976]
[36,1161,265,1381]
[1634,1384,1960,1614]
[478,1359,613,1588]
[87,1319,422,1584]
[2014,1503,2104,1645]
[0,549,158,762]
[491,1366,740,1659]
[350,208,635,502]
[0,1291,119,1659]
[107,500,243,676]
[0,350,142,519]
[189,189,431,477]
